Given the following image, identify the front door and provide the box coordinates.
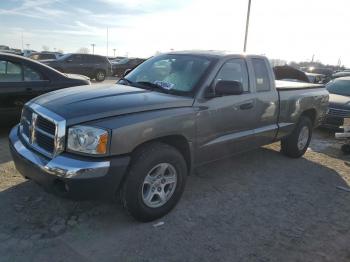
[195,58,258,164]
[64,54,85,75]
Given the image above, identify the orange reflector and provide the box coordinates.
[96,133,108,154]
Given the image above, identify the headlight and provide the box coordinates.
[67,125,109,155]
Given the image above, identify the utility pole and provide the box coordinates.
[338,57,342,67]
[91,43,95,54]
[106,27,109,57]
[243,0,252,52]
[21,32,24,50]
[113,48,116,57]
[311,54,315,63]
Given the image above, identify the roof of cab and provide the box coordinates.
[165,50,265,59]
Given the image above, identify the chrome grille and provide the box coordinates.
[19,104,66,158]
[328,108,350,118]
[37,115,56,134]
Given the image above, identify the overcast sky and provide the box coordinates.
[0,0,349,66]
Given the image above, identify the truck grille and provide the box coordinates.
[19,104,66,158]
[328,108,350,118]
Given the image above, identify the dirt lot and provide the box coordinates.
[1,125,350,262]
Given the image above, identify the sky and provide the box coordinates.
[0,0,349,66]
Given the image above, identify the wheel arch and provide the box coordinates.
[131,135,193,175]
[300,108,317,126]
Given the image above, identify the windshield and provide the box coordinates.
[326,79,350,96]
[57,53,71,61]
[123,54,212,94]
[117,58,129,64]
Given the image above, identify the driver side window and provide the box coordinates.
[215,59,249,92]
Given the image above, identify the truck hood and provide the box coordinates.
[31,84,194,125]
[329,93,350,110]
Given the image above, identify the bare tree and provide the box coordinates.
[42,45,50,51]
[77,47,90,54]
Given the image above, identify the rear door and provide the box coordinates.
[195,58,259,163]
[247,57,279,145]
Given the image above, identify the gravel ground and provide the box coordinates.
[1,124,350,262]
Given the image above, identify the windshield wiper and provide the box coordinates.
[136,81,170,93]
[118,77,134,86]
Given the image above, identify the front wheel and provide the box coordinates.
[281,116,313,158]
[121,143,187,222]
[95,70,106,82]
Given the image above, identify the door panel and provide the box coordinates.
[248,57,279,145]
[195,93,258,163]
[194,58,258,164]
[64,54,84,75]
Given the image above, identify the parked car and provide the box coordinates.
[22,49,38,57]
[304,67,333,83]
[306,73,326,84]
[109,57,126,63]
[43,53,112,82]
[9,51,328,221]
[273,65,310,82]
[322,77,350,129]
[29,52,64,61]
[112,57,146,76]
[332,71,350,79]
[0,53,90,123]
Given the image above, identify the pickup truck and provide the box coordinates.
[9,51,329,222]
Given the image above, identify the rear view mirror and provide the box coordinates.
[215,80,243,96]
[123,69,132,77]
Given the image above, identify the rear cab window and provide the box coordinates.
[251,58,271,92]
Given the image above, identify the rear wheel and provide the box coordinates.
[281,116,313,158]
[95,70,106,82]
[121,143,187,222]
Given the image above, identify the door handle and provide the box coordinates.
[239,102,254,110]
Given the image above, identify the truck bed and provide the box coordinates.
[276,80,324,90]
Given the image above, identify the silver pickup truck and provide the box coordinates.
[9,51,329,221]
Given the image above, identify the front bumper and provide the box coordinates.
[9,125,130,200]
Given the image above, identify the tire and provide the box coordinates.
[121,142,187,222]
[341,144,350,155]
[281,116,313,158]
[95,70,106,82]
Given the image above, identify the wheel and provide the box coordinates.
[121,142,187,222]
[281,116,313,158]
[341,144,350,155]
[95,70,106,82]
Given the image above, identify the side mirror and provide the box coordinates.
[123,68,132,77]
[215,80,243,96]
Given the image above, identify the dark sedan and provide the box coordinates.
[112,58,146,76]
[323,77,350,129]
[0,53,90,124]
